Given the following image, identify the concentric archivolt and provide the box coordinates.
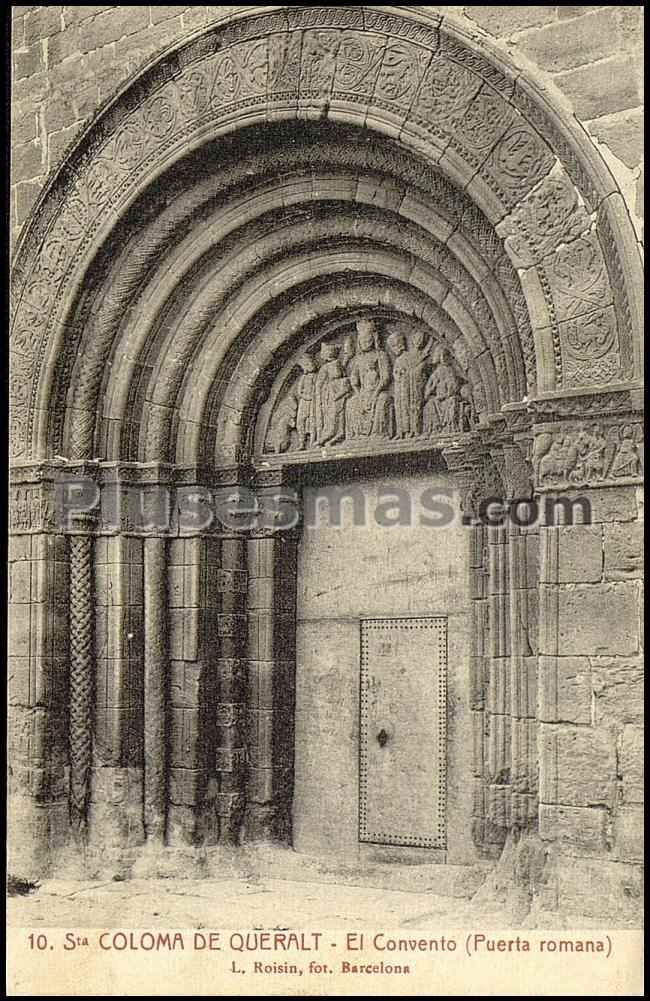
[10,5,643,464]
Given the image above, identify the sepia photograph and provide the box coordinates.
[7,4,644,995]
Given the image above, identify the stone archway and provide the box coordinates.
[9,7,643,904]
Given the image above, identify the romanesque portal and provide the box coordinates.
[9,7,643,915]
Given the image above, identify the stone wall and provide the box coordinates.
[537,483,644,917]
[11,6,645,246]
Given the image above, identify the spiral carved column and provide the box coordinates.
[68,532,95,834]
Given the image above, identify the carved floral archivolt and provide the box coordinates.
[9,6,642,463]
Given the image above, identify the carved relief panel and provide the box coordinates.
[257,316,478,461]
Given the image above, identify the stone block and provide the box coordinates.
[541,725,616,807]
[15,180,41,227]
[555,856,643,919]
[592,658,644,727]
[9,603,31,657]
[587,109,644,169]
[541,525,603,583]
[11,139,44,183]
[619,725,643,803]
[78,6,150,50]
[604,522,644,580]
[614,805,644,862]
[62,6,115,28]
[8,536,31,562]
[557,583,640,656]
[582,487,639,523]
[42,91,78,132]
[557,6,602,17]
[540,803,610,855]
[24,6,63,44]
[465,6,557,37]
[554,57,641,120]
[10,562,32,604]
[13,43,45,82]
[516,9,618,73]
[12,14,25,48]
[150,6,189,26]
[47,123,79,171]
[47,26,83,65]
[11,103,38,145]
[538,656,591,724]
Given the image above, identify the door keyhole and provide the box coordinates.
[376,728,389,747]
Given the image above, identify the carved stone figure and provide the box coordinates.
[611,426,641,478]
[346,319,393,438]
[263,322,478,454]
[314,342,350,446]
[423,346,462,434]
[388,329,431,438]
[268,392,297,454]
[295,354,317,450]
[458,382,476,432]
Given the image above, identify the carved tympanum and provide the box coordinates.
[263,319,477,455]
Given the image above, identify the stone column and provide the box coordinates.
[214,533,248,844]
[469,520,489,849]
[8,471,70,875]
[243,474,300,844]
[166,536,210,846]
[486,518,511,846]
[143,536,169,844]
[503,443,539,832]
[91,534,145,850]
[443,444,496,854]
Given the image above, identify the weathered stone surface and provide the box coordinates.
[582,487,639,524]
[62,6,115,28]
[557,6,604,18]
[11,104,38,146]
[13,42,45,81]
[515,9,618,73]
[554,856,643,919]
[591,657,644,727]
[556,526,603,583]
[603,521,644,579]
[613,805,644,861]
[150,6,190,26]
[554,56,641,120]
[557,584,640,656]
[78,6,150,50]
[24,6,63,44]
[538,656,591,724]
[587,109,644,169]
[11,138,44,183]
[540,803,610,855]
[618,725,643,804]
[464,6,557,36]
[541,725,616,807]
